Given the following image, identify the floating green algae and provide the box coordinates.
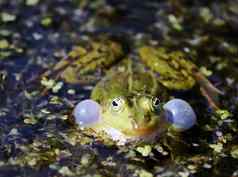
[0,1,238,177]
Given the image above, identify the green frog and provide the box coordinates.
[42,39,222,145]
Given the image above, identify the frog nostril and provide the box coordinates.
[112,100,118,106]
[73,99,101,127]
[144,114,152,123]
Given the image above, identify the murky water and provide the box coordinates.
[0,0,238,177]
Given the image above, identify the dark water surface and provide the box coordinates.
[0,0,238,177]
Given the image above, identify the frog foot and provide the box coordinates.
[193,70,224,110]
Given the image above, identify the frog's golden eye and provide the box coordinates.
[152,97,161,112]
[111,97,125,112]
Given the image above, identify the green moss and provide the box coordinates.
[1,12,16,22]
[168,14,183,31]
[136,145,152,157]
[136,169,153,177]
[26,0,39,6]
[216,110,232,120]
[200,8,213,23]
[0,40,9,49]
[231,146,238,159]
[41,17,52,27]
[209,143,223,153]
[58,166,74,176]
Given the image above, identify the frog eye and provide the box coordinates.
[110,97,125,112]
[152,97,160,107]
[152,97,161,111]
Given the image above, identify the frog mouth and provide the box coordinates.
[122,117,167,137]
[126,126,159,137]
[103,125,163,145]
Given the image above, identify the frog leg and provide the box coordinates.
[162,133,185,161]
[39,54,90,96]
[27,46,88,91]
[163,132,190,161]
[41,53,100,84]
[193,69,224,110]
[40,45,88,79]
[38,42,123,95]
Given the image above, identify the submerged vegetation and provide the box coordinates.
[0,0,238,177]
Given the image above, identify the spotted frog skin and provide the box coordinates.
[43,39,221,145]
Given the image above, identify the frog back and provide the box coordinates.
[91,60,169,103]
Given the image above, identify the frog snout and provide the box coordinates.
[163,99,197,131]
[73,99,102,127]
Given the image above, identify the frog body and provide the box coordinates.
[42,40,221,145]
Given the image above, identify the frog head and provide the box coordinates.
[99,94,166,140]
[74,93,168,145]
[74,96,197,145]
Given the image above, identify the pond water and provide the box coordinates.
[0,0,238,177]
